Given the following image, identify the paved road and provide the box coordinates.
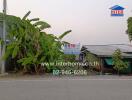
[0,76,132,100]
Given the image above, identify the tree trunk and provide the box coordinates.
[118,70,120,76]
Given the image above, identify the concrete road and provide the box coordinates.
[0,76,132,100]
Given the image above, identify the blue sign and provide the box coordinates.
[110,5,125,16]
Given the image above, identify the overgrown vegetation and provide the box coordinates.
[112,49,128,75]
[0,11,72,74]
[85,52,100,70]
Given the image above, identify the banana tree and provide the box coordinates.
[0,11,71,74]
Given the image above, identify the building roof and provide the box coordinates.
[82,44,132,58]
[110,5,125,10]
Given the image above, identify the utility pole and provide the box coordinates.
[1,0,7,74]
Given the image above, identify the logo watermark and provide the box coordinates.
[110,5,125,17]
[53,70,88,76]
[41,61,100,67]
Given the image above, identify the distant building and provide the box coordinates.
[63,43,80,55]
[110,5,125,16]
[81,44,132,74]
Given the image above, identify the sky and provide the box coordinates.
[0,0,132,45]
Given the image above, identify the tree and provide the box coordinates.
[0,11,71,74]
[126,17,132,42]
[112,49,128,75]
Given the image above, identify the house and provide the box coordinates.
[80,44,132,74]
[110,5,125,16]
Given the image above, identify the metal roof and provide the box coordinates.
[82,44,132,58]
